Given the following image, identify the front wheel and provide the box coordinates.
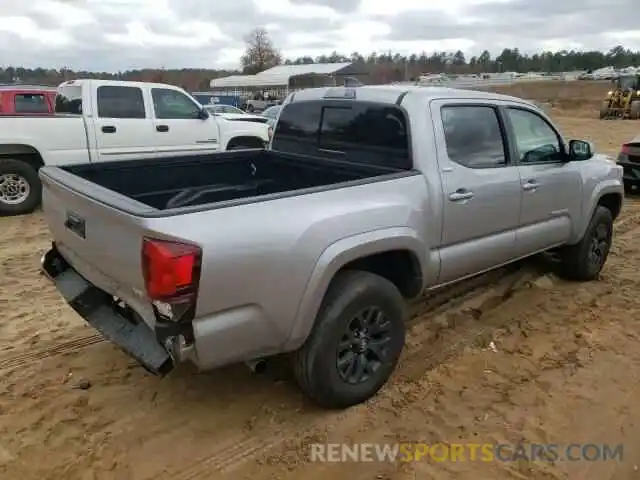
[0,158,42,216]
[292,270,407,409]
[556,206,613,281]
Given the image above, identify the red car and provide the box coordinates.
[0,86,56,116]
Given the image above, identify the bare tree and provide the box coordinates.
[240,28,282,74]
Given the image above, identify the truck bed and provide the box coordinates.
[61,150,398,211]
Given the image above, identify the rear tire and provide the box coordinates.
[556,206,613,281]
[0,158,41,216]
[292,270,407,409]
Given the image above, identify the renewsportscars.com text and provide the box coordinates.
[310,443,624,463]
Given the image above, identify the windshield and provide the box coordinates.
[618,76,638,90]
[55,84,82,114]
[205,105,244,114]
[263,106,281,118]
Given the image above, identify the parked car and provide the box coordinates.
[261,105,281,128]
[0,86,56,116]
[204,104,271,124]
[40,85,623,409]
[0,79,270,215]
[204,104,246,115]
[242,94,280,112]
[616,136,640,193]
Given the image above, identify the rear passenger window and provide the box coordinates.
[320,105,408,154]
[441,106,507,168]
[97,86,146,119]
[14,94,49,113]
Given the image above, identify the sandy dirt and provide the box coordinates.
[1,81,640,480]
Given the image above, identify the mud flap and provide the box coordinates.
[41,245,174,375]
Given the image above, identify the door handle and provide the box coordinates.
[448,189,474,201]
[101,125,116,133]
[522,180,538,191]
[156,125,169,132]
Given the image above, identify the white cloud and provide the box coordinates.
[0,16,72,47]
[0,0,637,71]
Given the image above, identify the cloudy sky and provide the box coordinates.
[0,0,637,72]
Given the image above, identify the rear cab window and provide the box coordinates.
[14,93,50,114]
[272,100,411,170]
[55,84,83,115]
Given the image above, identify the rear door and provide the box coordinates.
[150,87,220,157]
[431,101,523,283]
[92,85,157,162]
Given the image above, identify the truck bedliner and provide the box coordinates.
[62,150,392,210]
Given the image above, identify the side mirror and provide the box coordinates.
[197,108,209,120]
[568,139,593,161]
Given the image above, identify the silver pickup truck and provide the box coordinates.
[40,85,624,409]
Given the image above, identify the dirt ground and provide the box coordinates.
[1,81,640,480]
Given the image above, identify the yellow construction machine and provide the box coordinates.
[600,74,640,119]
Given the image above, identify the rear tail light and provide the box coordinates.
[142,237,201,321]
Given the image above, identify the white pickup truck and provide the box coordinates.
[0,79,271,215]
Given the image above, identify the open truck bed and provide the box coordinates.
[56,149,399,213]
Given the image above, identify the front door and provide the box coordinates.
[503,106,582,256]
[150,87,220,158]
[431,101,523,284]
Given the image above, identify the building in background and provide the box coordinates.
[206,63,368,111]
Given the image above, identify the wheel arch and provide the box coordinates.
[284,227,427,351]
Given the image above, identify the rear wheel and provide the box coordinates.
[0,158,41,216]
[292,270,407,409]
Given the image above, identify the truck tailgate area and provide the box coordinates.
[40,169,148,298]
[39,168,173,374]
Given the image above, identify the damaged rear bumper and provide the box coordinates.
[41,244,174,375]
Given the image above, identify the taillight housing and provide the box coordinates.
[142,237,201,321]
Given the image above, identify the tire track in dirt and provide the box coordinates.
[0,333,104,371]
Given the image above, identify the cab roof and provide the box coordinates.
[288,84,535,108]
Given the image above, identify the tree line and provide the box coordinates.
[1,27,638,91]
